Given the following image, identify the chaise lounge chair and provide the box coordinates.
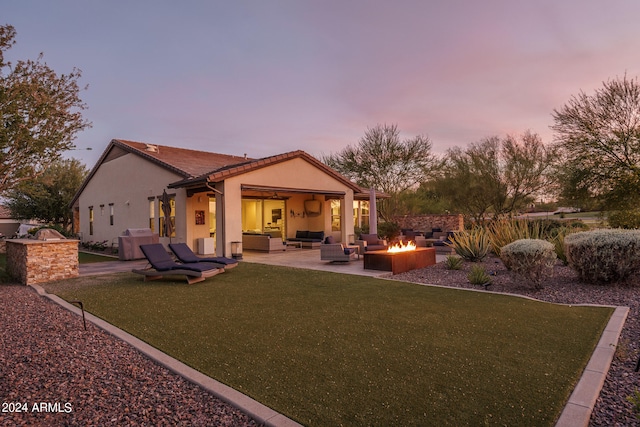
[168,243,238,269]
[132,243,225,284]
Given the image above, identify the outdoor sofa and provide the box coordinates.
[287,230,325,248]
[242,233,285,252]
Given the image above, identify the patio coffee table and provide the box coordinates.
[285,241,303,250]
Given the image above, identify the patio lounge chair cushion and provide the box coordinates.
[169,243,238,269]
[133,243,224,284]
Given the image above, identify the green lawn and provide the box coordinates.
[78,251,118,263]
[44,263,613,426]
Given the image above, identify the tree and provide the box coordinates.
[435,132,556,223]
[6,158,88,230]
[0,24,90,195]
[323,124,437,219]
[551,75,640,209]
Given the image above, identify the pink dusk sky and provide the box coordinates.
[4,1,640,168]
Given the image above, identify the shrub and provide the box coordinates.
[627,389,640,418]
[444,255,463,270]
[448,227,491,262]
[377,222,401,242]
[500,239,556,290]
[564,229,640,283]
[608,209,640,229]
[467,265,491,286]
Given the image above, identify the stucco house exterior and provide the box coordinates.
[71,139,378,257]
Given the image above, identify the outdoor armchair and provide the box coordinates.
[320,243,358,263]
[356,234,388,253]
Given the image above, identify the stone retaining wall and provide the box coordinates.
[392,214,464,232]
[7,239,79,285]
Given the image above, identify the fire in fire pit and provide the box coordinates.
[387,240,416,253]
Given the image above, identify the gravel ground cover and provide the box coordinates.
[393,255,640,427]
[0,284,260,427]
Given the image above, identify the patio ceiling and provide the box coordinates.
[240,184,346,198]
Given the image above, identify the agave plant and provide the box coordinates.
[467,265,491,286]
[486,219,546,256]
[447,227,491,262]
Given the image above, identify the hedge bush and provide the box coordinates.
[564,229,640,283]
[500,239,556,290]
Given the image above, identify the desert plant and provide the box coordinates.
[500,239,556,289]
[377,221,401,242]
[448,227,491,262]
[549,227,577,265]
[564,229,640,283]
[627,389,640,418]
[444,255,463,270]
[467,265,491,286]
[486,219,546,256]
[608,209,640,229]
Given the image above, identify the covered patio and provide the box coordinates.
[79,248,447,278]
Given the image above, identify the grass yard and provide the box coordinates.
[77,251,118,264]
[44,263,613,426]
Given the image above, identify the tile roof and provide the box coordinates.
[169,149,362,192]
[113,139,253,179]
[70,139,371,207]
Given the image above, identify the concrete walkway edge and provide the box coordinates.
[555,305,629,427]
[30,284,303,427]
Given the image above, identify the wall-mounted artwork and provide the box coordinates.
[272,208,282,223]
[195,210,205,225]
[304,199,322,217]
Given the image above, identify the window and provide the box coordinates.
[331,199,341,231]
[159,195,176,237]
[241,198,285,239]
[89,206,94,236]
[353,201,369,228]
[109,203,114,226]
[149,198,155,232]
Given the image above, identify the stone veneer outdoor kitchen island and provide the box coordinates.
[364,247,436,275]
[6,239,79,285]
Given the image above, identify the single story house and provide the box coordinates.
[70,139,382,257]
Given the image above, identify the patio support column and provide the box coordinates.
[342,190,354,244]
[223,182,243,257]
[214,182,225,257]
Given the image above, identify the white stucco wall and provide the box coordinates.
[78,152,186,244]
[79,152,356,256]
